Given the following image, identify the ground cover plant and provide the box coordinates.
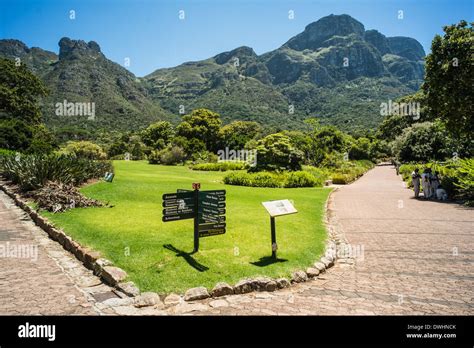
[0,153,112,191]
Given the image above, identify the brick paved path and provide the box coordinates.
[0,190,108,315]
[174,165,473,315]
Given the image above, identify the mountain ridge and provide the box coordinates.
[0,14,425,132]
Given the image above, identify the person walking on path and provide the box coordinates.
[411,168,421,198]
[421,168,432,199]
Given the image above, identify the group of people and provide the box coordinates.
[411,168,448,200]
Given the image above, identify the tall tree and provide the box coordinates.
[176,108,222,152]
[423,20,473,139]
[219,121,261,150]
[0,58,47,124]
[0,58,49,151]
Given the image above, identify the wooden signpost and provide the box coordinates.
[261,199,298,258]
[162,183,226,252]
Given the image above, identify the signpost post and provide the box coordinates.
[193,183,200,253]
[162,184,226,252]
[262,199,298,259]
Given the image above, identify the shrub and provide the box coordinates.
[223,171,253,186]
[252,172,281,188]
[0,148,16,158]
[59,141,107,160]
[453,158,474,204]
[284,171,323,188]
[192,161,248,171]
[149,146,186,165]
[192,151,219,164]
[224,170,323,188]
[399,160,474,204]
[253,133,304,172]
[331,174,351,185]
[328,160,375,184]
[303,166,331,182]
[0,153,112,191]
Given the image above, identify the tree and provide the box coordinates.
[349,137,371,160]
[0,119,32,151]
[219,121,261,150]
[176,108,222,152]
[308,125,348,165]
[392,121,455,162]
[376,91,428,141]
[141,121,174,150]
[0,58,47,124]
[27,124,57,154]
[423,20,473,139]
[253,133,304,171]
[281,130,312,163]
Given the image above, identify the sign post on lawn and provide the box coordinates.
[261,199,298,259]
[162,183,226,252]
[193,182,200,252]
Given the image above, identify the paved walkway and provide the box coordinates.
[1,165,472,315]
[178,165,474,315]
[0,190,113,315]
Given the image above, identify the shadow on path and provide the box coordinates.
[251,256,288,267]
[163,244,209,272]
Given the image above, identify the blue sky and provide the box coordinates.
[0,0,472,76]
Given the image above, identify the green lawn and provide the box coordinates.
[42,161,332,294]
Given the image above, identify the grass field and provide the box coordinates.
[42,161,332,294]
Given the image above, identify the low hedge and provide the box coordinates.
[328,160,375,184]
[191,161,248,171]
[223,170,323,188]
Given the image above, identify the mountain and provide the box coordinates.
[0,38,174,132]
[0,14,425,133]
[145,14,425,131]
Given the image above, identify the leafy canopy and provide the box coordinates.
[423,20,473,138]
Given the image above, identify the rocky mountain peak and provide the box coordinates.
[214,46,257,64]
[387,37,425,61]
[58,37,103,60]
[285,14,365,51]
[0,39,30,56]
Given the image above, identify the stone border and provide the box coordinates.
[0,179,346,306]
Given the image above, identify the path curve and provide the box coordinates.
[0,190,112,315]
[179,165,473,315]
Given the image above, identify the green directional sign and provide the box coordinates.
[162,213,195,222]
[199,229,225,237]
[162,192,194,200]
[199,214,226,224]
[162,198,194,208]
[198,222,226,237]
[199,193,225,202]
[163,207,195,215]
[162,186,228,251]
[200,190,225,196]
[199,205,225,214]
[201,200,225,209]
